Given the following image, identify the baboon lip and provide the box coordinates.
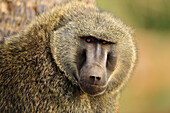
[79,82,107,96]
[89,84,107,88]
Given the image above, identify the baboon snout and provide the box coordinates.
[87,64,106,85]
[79,64,107,96]
[78,40,110,96]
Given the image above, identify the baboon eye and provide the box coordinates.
[101,41,107,45]
[86,37,94,43]
[100,40,108,45]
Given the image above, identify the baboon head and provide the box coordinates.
[50,2,136,96]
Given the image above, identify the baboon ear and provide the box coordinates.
[73,0,96,4]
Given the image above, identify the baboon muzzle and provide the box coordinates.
[79,43,108,96]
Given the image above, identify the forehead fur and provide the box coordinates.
[59,1,132,43]
[30,1,132,43]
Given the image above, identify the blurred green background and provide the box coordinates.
[96,0,170,113]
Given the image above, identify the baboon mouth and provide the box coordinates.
[79,82,107,96]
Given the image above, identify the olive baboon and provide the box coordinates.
[0,1,137,112]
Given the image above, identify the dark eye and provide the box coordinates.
[101,41,107,45]
[100,40,108,45]
[86,37,94,43]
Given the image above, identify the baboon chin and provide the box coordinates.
[0,1,137,112]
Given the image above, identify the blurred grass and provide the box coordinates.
[96,0,170,113]
[96,0,170,31]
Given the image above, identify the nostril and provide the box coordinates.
[89,75,101,81]
[90,76,95,80]
[96,77,101,81]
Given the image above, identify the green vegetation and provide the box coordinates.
[97,0,170,31]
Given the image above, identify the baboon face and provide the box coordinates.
[51,19,121,96]
[51,5,131,96]
[77,36,117,96]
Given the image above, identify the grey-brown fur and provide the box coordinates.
[0,1,136,113]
